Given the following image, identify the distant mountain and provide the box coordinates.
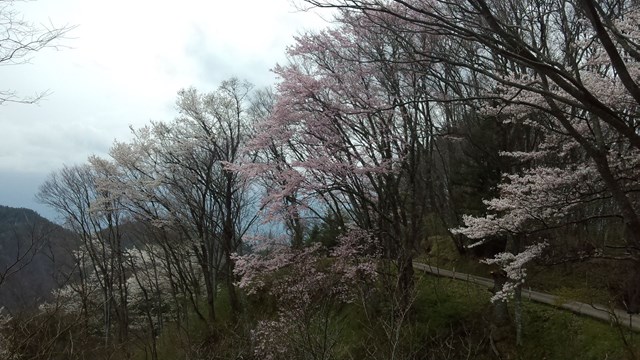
[0,205,75,313]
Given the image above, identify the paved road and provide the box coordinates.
[413,262,640,331]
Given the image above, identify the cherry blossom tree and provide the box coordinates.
[243,87,312,248]
[233,227,379,359]
[244,9,448,305]
[300,0,640,305]
[99,79,259,323]
[0,308,13,359]
[38,79,260,353]
[299,0,640,245]
[37,240,177,360]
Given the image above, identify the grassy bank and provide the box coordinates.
[133,267,638,359]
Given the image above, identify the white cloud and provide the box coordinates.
[0,0,332,217]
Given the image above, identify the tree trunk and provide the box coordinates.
[515,285,522,346]
[223,174,241,316]
[201,261,216,324]
[491,271,510,327]
[397,250,415,312]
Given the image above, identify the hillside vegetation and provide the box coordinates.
[4,0,640,358]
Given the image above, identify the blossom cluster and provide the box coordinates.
[482,242,548,302]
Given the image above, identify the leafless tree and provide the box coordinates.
[0,0,74,104]
[37,163,130,347]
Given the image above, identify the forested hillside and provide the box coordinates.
[2,0,640,359]
[0,206,73,311]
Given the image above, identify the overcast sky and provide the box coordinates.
[0,0,329,220]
